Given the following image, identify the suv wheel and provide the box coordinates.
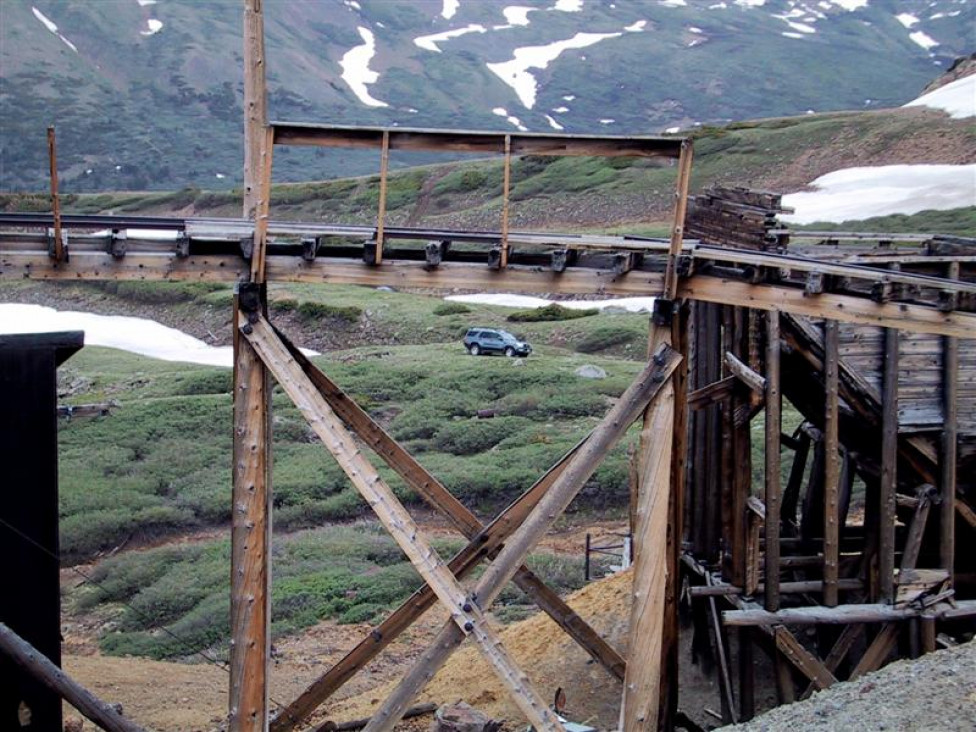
[469,344,480,356]
[504,346,515,358]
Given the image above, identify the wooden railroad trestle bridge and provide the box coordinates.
[1,3,975,731]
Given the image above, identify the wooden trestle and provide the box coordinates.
[1,3,974,731]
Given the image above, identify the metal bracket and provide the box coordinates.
[301,236,320,262]
[175,233,190,259]
[109,229,126,259]
[238,282,263,314]
[487,245,502,270]
[239,235,254,260]
[363,240,378,265]
[652,298,674,327]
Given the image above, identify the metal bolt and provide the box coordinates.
[464,621,474,632]
[242,323,253,335]
[463,603,472,613]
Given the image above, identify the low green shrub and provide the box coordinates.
[575,326,638,353]
[433,416,533,456]
[432,302,471,316]
[296,301,362,322]
[506,303,597,322]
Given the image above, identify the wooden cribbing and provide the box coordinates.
[269,332,624,732]
[941,260,959,578]
[362,344,681,732]
[241,315,563,732]
[0,622,145,732]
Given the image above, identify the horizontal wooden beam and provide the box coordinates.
[679,277,976,338]
[723,600,976,627]
[272,123,683,158]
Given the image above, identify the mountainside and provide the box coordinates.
[1,0,972,193]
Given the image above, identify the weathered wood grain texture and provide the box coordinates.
[663,140,694,300]
[0,623,145,732]
[823,319,840,607]
[879,327,898,604]
[765,311,782,612]
[230,309,271,732]
[375,130,389,258]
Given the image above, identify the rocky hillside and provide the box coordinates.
[1,0,973,192]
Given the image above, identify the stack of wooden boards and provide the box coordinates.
[687,186,793,251]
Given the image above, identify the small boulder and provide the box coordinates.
[575,364,607,379]
[431,701,502,732]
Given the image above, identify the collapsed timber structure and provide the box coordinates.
[1,2,975,730]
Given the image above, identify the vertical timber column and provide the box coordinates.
[662,140,693,301]
[823,320,840,607]
[47,126,64,262]
[764,311,781,612]
[375,130,390,262]
[879,327,899,604]
[232,1,272,730]
[941,262,959,581]
[621,309,676,732]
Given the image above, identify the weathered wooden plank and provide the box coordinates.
[880,326,898,604]
[942,264,959,579]
[375,130,390,259]
[622,328,677,732]
[851,624,899,680]
[243,317,563,732]
[726,351,766,393]
[824,319,840,607]
[47,127,65,262]
[501,135,511,267]
[765,311,782,612]
[0,623,146,732]
[664,140,694,300]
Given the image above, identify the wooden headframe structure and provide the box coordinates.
[1,1,975,730]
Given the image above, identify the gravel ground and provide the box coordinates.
[724,640,976,732]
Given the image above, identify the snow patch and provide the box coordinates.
[502,6,535,26]
[545,114,565,130]
[895,13,919,28]
[340,27,389,108]
[624,20,647,31]
[552,106,569,113]
[909,30,939,50]
[830,0,868,10]
[140,19,163,36]
[136,0,157,5]
[442,0,459,20]
[446,294,657,313]
[665,126,681,133]
[553,0,583,11]
[782,31,805,38]
[781,164,976,225]
[487,32,621,109]
[599,118,615,124]
[903,74,976,119]
[659,0,687,6]
[32,6,78,52]
[415,25,486,52]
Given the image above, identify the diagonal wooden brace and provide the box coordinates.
[240,314,565,732]
[363,343,681,732]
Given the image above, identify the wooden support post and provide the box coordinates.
[707,579,738,724]
[242,316,563,732]
[375,130,390,262]
[765,311,782,612]
[880,327,898,604]
[663,139,693,300]
[823,319,840,607]
[622,326,677,732]
[501,135,511,268]
[941,261,959,581]
[363,346,680,732]
[47,126,64,262]
[230,291,272,732]
[659,300,689,731]
[232,2,272,729]
[0,623,145,732]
